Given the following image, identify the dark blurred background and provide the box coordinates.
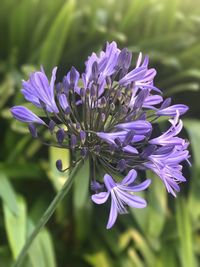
[0,0,200,266]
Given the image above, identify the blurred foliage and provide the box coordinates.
[0,0,200,266]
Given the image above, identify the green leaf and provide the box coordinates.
[0,74,15,109]
[0,172,18,215]
[127,248,144,267]
[27,221,57,267]
[0,246,13,266]
[0,162,44,180]
[40,0,76,69]
[147,173,167,241]
[123,229,155,267]
[73,160,90,209]
[84,251,112,267]
[3,195,27,260]
[73,160,91,242]
[156,243,178,267]
[184,119,200,168]
[184,119,200,221]
[176,198,196,267]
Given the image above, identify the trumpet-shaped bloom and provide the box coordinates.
[21,67,59,113]
[144,146,189,196]
[92,170,151,229]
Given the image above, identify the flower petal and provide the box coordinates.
[91,192,110,204]
[106,195,118,229]
[10,106,46,125]
[125,179,151,192]
[121,169,137,185]
[116,120,152,135]
[104,174,116,191]
[157,104,188,116]
[116,189,147,209]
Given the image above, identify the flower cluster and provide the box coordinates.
[11,42,190,229]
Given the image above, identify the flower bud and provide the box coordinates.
[56,159,63,171]
[56,128,65,144]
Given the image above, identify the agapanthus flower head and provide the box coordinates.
[11,41,190,228]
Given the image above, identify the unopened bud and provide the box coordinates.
[110,103,115,111]
[114,137,122,147]
[81,147,88,158]
[71,134,77,149]
[76,123,81,132]
[56,159,63,171]
[100,97,107,108]
[28,123,37,138]
[56,128,65,144]
[117,159,126,172]
[80,130,86,144]
[49,120,56,134]
[123,130,134,146]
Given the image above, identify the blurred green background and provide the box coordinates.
[1,0,200,266]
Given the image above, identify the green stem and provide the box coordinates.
[13,160,82,267]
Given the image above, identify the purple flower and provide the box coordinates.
[156,104,188,116]
[58,94,69,110]
[21,67,59,113]
[63,67,80,94]
[91,169,151,229]
[119,67,147,86]
[83,41,120,91]
[119,52,160,93]
[10,42,190,228]
[149,114,186,146]
[144,146,189,197]
[10,106,46,125]
[116,120,152,133]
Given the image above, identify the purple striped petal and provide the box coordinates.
[21,67,59,113]
[119,67,147,86]
[58,94,69,110]
[106,196,118,229]
[116,120,152,135]
[121,169,137,185]
[143,95,163,107]
[124,179,151,192]
[104,174,116,191]
[122,145,138,154]
[157,104,188,116]
[115,189,147,208]
[10,106,46,125]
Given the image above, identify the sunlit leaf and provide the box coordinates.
[176,198,196,267]
[0,172,18,215]
[3,195,27,260]
[27,221,57,267]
